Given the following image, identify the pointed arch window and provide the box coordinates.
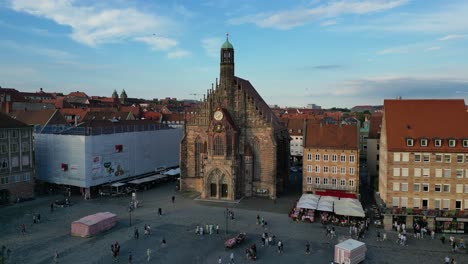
[253,137,261,181]
[213,136,224,156]
[195,137,203,177]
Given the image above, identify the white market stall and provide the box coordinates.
[334,239,366,264]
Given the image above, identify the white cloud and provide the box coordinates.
[167,50,191,59]
[201,37,223,58]
[425,46,441,51]
[438,34,467,41]
[320,20,337,27]
[134,36,177,51]
[0,39,73,60]
[377,46,410,55]
[228,0,408,29]
[8,0,178,50]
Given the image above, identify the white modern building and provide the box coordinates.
[34,120,183,198]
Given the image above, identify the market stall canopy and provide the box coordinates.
[334,198,365,217]
[317,196,338,212]
[163,168,180,176]
[297,194,320,209]
[111,182,126,187]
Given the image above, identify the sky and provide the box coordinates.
[0,0,467,108]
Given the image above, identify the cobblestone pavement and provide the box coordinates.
[0,182,467,264]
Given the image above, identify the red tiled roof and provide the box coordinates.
[142,111,162,121]
[162,113,185,122]
[67,91,88,98]
[9,109,66,126]
[59,108,89,123]
[368,112,383,139]
[284,118,305,136]
[305,123,358,150]
[384,99,468,152]
[0,112,30,128]
[120,105,141,117]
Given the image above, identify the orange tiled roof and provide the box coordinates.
[67,91,88,98]
[368,112,383,139]
[285,118,305,136]
[384,99,468,152]
[142,111,162,121]
[305,123,358,150]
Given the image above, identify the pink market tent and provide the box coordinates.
[71,212,117,237]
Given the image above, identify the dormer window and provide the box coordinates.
[448,139,456,147]
[463,139,468,148]
[434,139,442,147]
[298,129,302,133]
[406,138,414,147]
[420,139,428,147]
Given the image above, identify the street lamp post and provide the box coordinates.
[225,208,229,235]
[128,206,133,227]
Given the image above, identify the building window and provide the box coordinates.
[323,178,329,185]
[443,184,450,192]
[307,165,312,173]
[393,182,400,191]
[306,177,312,184]
[448,139,456,147]
[393,168,400,177]
[332,154,337,162]
[376,154,379,161]
[315,154,320,161]
[0,131,6,139]
[463,139,468,148]
[340,155,346,162]
[332,166,337,174]
[332,179,337,186]
[456,184,463,193]
[422,183,429,192]
[420,139,428,146]
[444,154,451,163]
[435,154,442,162]
[21,142,29,152]
[413,198,420,208]
[314,166,320,173]
[1,159,8,169]
[14,174,21,183]
[348,180,354,187]
[414,168,421,177]
[414,153,421,162]
[423,168,430,177]
[340,167,346,174]
[444,169,451,178]
[401,183,408,191]
[393,153,401,162]
[402,153,409,162]
[455,201,462,210]
[406,138,414,146]
[401,168,408,177]
[349,155,355,163]
[435,184,441,192]
[456,169,463,178]
[434,139,442,147]
[307,153,312,161]
[21,131,29,138]
[213,136,224,156]
[0,176,9,185]
[0,144,7,154]
[323,154,329,162]
[349,167,355,175]
[413,183,420,192]
[401,197,408,208]
[11,130,18,138]
[340,179,346,186]
[315,177,320,184]
[443,199,450,209]
[434,199,441,209]
[465,184,468,193]
[423,153,430,162]
[435,169,442,178]
[457,154,463,163]
[11,143,18,153]
[392,197,399,207]
[323,166,329,173]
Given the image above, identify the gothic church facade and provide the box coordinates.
[180,37,289,200]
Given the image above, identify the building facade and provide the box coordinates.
[285,118,305,164]
[34,120,182,198]
[180,37,289,200]
[0,113,34,204]
[303,123,360,197]
[366,113,382,182]
[379,99,468,211]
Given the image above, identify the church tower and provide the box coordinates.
[219,33,235,110]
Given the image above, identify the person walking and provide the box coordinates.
[431,230,435,240]
[256,215,260,225]
[216,224,219,234]
[134,227,139,240]
[218,256,222,264]
[305,241,310,254]
[128,252,132,264]
[277,240,283,253]
[158,208,162,216]
[50,202,54,212]
[161,237,167,247]
[53,250,59,264]
[171,196,175,204]
[21,223,26,234]
[146,248,152,262]
[229,252,234,264]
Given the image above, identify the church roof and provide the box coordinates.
[221,39,233,49]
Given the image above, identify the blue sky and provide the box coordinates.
[0,0,467,108]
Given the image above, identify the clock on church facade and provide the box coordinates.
[179,35,290,200]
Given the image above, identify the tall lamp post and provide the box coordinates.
[224,208,229,235]
[128,205,133,227]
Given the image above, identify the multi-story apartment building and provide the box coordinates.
[303,123,359,198]
[366,113,382,183]
[379,99,468,232]
[0,113,34,204]
[285,118,305,164]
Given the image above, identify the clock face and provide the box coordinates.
[214,110,223,121]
